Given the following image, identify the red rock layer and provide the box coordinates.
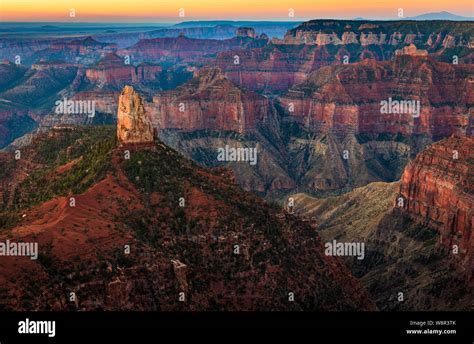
[399,136,473,266]
[85,53,162,86]
[278,56,474,138]
[118,35,267,64]
[216,44,335,93]
[150,67,270,133]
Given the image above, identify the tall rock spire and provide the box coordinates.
[117,85,154,144]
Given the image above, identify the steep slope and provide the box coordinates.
[399,135,474,269]
[0,62,79,108]
[290,136,474,310]
[151,68,297,194]
[0,128,374,310]
[0,62,28,92]
[151,67,270,133]
[279,55,473,139]
[156,54,474,196]
[118,35,268,64]
[216,43,399,93]
[216,20,474,93]
[0,61,80,147]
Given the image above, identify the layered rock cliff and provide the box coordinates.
[279,55,474,139]
[216,20,473,93]
[117,86,154,143]
[85,53,163,87]
[215,42,429,93]
[288,136,474,310]
[118,35,268,64]
[398,135,473,267]
[157,56,473,196]
[290,178,473,310]
[282,20,474,49]
[151,67,270,133]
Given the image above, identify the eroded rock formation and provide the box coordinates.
[282,20,474,49]
[117,86,154,143]
[399,135,474,265]
[150,67,270,133]
[278,56,474,138]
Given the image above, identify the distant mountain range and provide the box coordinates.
[353,11,472,21]
[408,11,473,21]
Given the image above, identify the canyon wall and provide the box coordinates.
[216,20,473,93]
[150,67,270,133]
[398,135,473,267]
[118,35,268,64]
[85,53,163,87]
[282,20,474,48]
[278,55,474,139]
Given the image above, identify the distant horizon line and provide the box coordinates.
[1,17,473,24]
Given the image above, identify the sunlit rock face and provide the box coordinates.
[150,67,270,133]
[399,135,474,268]
[117,85,154,144]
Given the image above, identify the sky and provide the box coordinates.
[1,0,473,22]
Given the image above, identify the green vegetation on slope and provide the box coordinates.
[13,126,116,210]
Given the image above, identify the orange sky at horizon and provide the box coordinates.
[1,0,473,22]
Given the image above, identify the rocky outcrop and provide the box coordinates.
[279,56,474,139]
[171,259,188,292]
[150,67,270,133]
[117,86,154,143]
[399,135,474,265]
[0,126,375,311]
